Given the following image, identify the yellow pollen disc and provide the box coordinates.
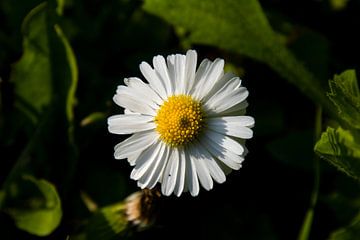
[155,95,204,147]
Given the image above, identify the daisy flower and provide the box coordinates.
[108,50,254,197]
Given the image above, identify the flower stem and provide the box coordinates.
[297,106,322,240]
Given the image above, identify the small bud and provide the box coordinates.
[125,189,161,228]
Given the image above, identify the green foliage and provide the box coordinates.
[145,0,275,61]
[1,1,78,236]
[313,70,360,238]
[80,112,106,127]
[298,209,315,240]
[328,70,360,130]
[86,202,129,240]
[315,127,360,182]
[1,175,62,236]
[9,0,77,180]
[10,2,78,125]
[143,0,334,115]
[315,70,360,183]
[330,212,360,240]
[330,0,350,11]
[10,3,53,122]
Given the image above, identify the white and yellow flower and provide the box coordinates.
[108,50,254,196]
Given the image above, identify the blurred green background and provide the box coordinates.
[1,0,360,239]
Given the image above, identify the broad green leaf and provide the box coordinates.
[10,2,78,124]
[86,202,129,240]
[10,3,52,122]
[330,211,360,240]
[143,0,334,116]
[315,127,360,181]
[1,175,62,236]
[328,70,360,130]
[6,2,78,188]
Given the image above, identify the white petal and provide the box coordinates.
[189,145,213,191]
[137,143,168,189]
[196,58,224,100]
[124,108,139,115]
[202,72,237,102]
[204,130,245,155]
[211,101,249,116]
[166,54,176,95]
[174,148,186,197]
[107,114,155,134]
[114,86,157,116]
[114,130,158,159]
[184,149,200,196]
[130,140,162,180]
[207,116,254,139]
[209,87,248,114]
[146,144,170,189]
[139,61,168,100]
[153,56,173,96]
[201,135,243,170]
[196,143,226,184]
[124,77,163,105]
[215,159,233,176]
[204,77,241,108]
[116,85,158,108]
[190,59,212,97]
[174,54,186,94]
[208,116,255,127]
[127,151,141,166]
[203,72,249,114]
[161,148,180,196]
[184,50,197,94]
[208,124,253,139]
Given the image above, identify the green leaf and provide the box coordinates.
[86,202,130,240]
[143,0,334,116]
[328,70,360,130]
[6,2,78,190]
[10,3,53,122]
[1,175,62,236]
[10,2,78,124]
[330,211,360,240]
[314,127,360,181]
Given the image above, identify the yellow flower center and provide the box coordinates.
[155,95,204,147]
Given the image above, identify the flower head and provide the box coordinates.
[108,50,254,196]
